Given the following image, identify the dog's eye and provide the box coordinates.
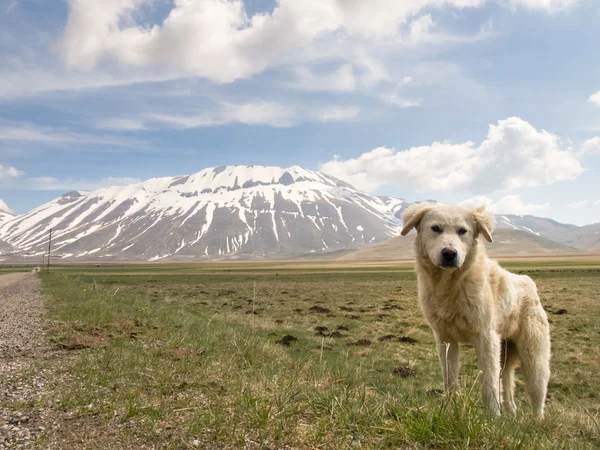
[458,228,468,236]
[431,225,442,233]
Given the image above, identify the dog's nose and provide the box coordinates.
[442,248,457,262]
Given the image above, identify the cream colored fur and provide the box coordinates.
[401,203,551,417]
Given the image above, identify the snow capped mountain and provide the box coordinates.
[0,208,14,226]
[377,196,407,220]
[0,166,595,261]
[0,165,401,261]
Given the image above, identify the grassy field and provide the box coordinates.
[39,260,600,448]
[0,264,38,273]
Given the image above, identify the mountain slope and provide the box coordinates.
[0,210,15,256]
[339,229,580,261]
[0,166,401,261]
[495,214,578,241]
[550,222,600,251]
[0,238,13,256]
[0,209,14,226]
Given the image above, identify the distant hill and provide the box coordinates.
[550,222,600,251]
[495,214,578,241]
[339,229,580,261]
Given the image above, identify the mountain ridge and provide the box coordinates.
[0,165,400,261]
[0,165,596,261]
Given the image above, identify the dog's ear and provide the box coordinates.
[470,206,494,243]
[401,203,433,236]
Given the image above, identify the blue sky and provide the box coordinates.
[1,0,600,225]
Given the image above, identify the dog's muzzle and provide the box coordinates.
[440,247,458,268]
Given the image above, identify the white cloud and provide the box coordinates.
[409,14,435,43]
[94,118,147,131]
[55,0,489,83]
[320,117,584,193]
[150,101,359,128]
[579,137,600,158]
[460,195,550,215]
[6,0,18,13]
[292,64,356,92]
[318,106,360,123]
[0,0,576,102]
[379,76,421,108]
[151,101,298,128]
[0,121,149,149]
[494,195,551,215]
[0,164,23,179]
[504,0,579,12]
[590,90,600,106]
[568,200,588,209]
[0,123,76,143]
[0,199,13,213]
[0,67,176,100]
[28,176,142,192]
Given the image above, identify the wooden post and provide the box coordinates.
[47,229,53,271]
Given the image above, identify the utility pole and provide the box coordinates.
[47,229,53,271]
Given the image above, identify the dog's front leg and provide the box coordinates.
[434,331,460,392]
[474,332,501,416]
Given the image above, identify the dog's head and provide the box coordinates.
[401,203,494,270]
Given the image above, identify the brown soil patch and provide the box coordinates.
[59,333,109,350]
[168,347,205,360]
[276,335,298,346]
[381,304,404,311]
[316,331,345,338]
[426,389,444,397]
[348,340,372,347]
[392,366,417,378]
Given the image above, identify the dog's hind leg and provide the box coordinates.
[434,331,460,392]
[500,340,519,416]
[517,318,551,418]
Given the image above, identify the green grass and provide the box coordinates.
[0,264,37,273]
[40,262,600,448]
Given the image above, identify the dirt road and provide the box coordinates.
[0,272,49,449]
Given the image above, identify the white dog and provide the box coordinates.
[401,203,551,417]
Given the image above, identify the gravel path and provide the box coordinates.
[0,272,50,449]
